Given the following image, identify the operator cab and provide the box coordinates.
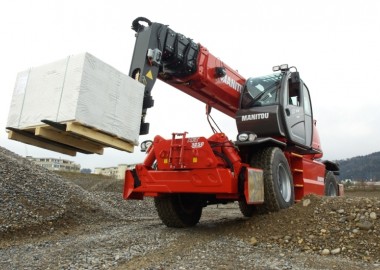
[236,64,318,154]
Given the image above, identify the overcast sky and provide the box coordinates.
[1,0,379,170]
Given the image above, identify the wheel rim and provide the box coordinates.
[328,182,337,196]
[277,163,292,202]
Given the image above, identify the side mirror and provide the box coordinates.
[290,72,300,84]
[290,72,301,90]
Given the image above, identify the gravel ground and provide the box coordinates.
[1,146,380,270]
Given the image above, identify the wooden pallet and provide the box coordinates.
[7,120,135,156]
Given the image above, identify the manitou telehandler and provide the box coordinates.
[124,17,342,227]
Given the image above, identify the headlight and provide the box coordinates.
[238,133,249,141]
[237,133,257,142]
[280,64,288,70]
[273,64,288,72]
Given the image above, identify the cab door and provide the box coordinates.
[283,76,313,148]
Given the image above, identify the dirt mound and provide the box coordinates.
[237,194,380,263]
[55,172,155,220]
[0,147,127,238]
[56,171,124,192]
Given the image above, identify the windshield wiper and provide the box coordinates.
[249,81,279,106]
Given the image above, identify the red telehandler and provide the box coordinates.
[124,17,342,227]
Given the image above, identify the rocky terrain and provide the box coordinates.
[0,146,379,270]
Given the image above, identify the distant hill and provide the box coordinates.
[336,151,380,181]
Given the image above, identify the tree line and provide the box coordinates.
[336,151,380,181]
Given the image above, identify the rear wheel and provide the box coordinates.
[250,147,294,213]
[154,194,203,228]
[238,200,256,217]
[324,171,338,196]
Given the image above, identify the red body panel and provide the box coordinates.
[312,120,323,158]
[125,166,236,197]
[124,133,328,202]
[153,134,220,170]
[124,133,246,200]
[302,158,325,195]
[161,46,245,118]
[285,152,326,202]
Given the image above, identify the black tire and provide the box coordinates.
[154,194,203,228]
[324,171,338,196]
[250,147,294,213]
[238,200,256,217]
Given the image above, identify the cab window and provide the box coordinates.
[240,73,283,109]
[288,79,301,106]
[303,84,312,115]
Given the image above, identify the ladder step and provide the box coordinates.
[293,169,303,173]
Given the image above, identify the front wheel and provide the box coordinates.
[154,194,203,228]
[238,200,256,217]
[250,147,294,213]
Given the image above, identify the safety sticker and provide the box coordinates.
[146,70,153,80]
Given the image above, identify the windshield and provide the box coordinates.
[240,73,283,109]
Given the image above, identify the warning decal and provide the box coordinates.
[146,70,153,80]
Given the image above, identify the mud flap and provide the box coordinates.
[124,170,143,200]
[338,184,344,196]
[123,170,135,199]
[245,168,264,204]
